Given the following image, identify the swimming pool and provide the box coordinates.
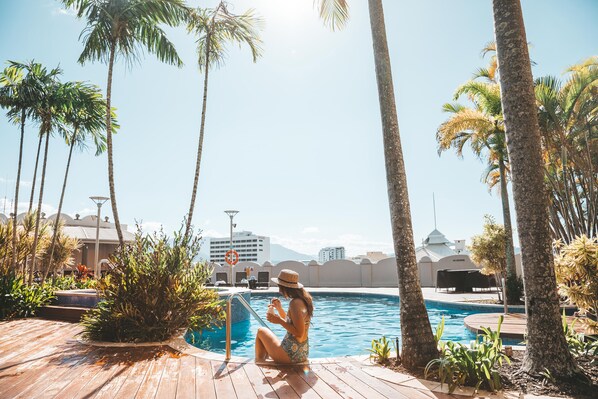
[185,292,519,359]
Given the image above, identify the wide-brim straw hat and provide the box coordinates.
[271,269,303,289]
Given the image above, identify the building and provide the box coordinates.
[0,212,135,272]
[351,251,390,263]
[209,231,270,264]
[318,246,345,263]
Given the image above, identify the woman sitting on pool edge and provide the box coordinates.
[255,269,313,364]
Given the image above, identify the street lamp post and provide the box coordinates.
[224,210,238,282]
[90,196,109,278]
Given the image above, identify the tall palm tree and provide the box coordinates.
[63,0,189,246]
[437,77,519,303]
[319,0,437,368]
[184,2,262,239]
[28,76,69,284]
[535,60,598,242]
[0,61,51,273]
[491,0,578,376]
[44,82,111,282]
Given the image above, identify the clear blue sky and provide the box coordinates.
[1,0,596,256]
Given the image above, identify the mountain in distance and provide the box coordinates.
[270,244,316,263]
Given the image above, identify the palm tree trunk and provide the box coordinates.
[492,0,578,376]
[368,0,437,369]
[44,131,77,284]
[106,44,124,247]
[29,130,50,285]
[498,159,518,303]
[28,133,43,213]
[12,110,26,272]
[185,33,211,240]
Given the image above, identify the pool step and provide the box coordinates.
[38,305,91,323]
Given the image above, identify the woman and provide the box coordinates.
[255,269,313,364]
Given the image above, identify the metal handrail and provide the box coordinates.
[225,293,271,360]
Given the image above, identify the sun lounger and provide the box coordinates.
[256,271,270,289]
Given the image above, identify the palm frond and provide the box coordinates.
[316,0,349,31]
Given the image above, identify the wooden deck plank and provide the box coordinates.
[210,360,238,399]
[154,352,182,399]
[463,313,591,338]
[307,364,366,399]
[94,359,138,399]
[226,362,259,399]
[259,365,301,399]
[134,350,169,399]
[175,355,196,399]
[274,366,322,399]
[112,354,154,399]
[195,358,217,399]
[295,366,343,399]
[321,363,389,399]
[241,362,279,399]
[73,356,125,399]
[336,362,412,399]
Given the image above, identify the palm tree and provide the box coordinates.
[28,76,69,284]
[491,0,578,376]
[319,0,437,369]
[437,77,519,304]
[0,61,50,273]
[184,2,262,239]
[62,0,189,246]
[44,82,111,282]
[535,59,598,242]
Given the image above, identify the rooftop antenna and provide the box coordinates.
[433,192,437,230]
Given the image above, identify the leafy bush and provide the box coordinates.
[0,272,54,319]
[562,313,598,358]
[554,235,598,333]
[49,275,97,290]
[369,336,395,364]
[425,315,510,393]
[81,227,224,342]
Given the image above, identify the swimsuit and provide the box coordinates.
[281,316,309,363]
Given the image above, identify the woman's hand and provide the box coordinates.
[271,297,283,312]
[266,312,283,324]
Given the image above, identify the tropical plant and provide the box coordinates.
[0,61,58,273]
[434,315,445,346]
[63,0,190,246]
[425,316,509,393]
[184,2,262,239]
[81,225,224,342]
[554,235,598,333]
[535,58,598,243]
[491,0,578,376]
[0,271,55,320]
[317,0,438,369]
[45,82,111,282]
[437,50,518,302]
[369,335,394,364]
[562,314,598,358]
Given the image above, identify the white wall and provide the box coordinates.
[207,256,485,288]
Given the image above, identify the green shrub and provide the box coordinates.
[81,227,224,342]
[425,315,510,393]
[49,275,97,290]
[562,313,598,358]
[0,272,54,319]
[369,336,394,364]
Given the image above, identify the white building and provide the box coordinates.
[351,251,390,263]
[318,246,345,263]
[209,231,270,264]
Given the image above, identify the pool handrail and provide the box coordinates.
[225,292,270,360]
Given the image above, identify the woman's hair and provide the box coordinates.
[279,285,314,318]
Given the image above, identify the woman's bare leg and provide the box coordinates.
[255,327,292,363]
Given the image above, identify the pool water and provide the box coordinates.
[186,293,517,358]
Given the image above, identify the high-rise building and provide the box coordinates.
[318,246,345,263]
[209,231,270,264]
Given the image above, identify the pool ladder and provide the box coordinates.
[225,293,271,361]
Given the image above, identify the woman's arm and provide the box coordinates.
[271,298,286,319]
[268,299,306,339]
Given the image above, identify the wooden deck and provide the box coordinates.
[0,318,507,399]
[464,313,593,339]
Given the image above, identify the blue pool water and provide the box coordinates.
[186,293,519,358]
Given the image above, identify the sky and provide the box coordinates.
[0,0,597,257]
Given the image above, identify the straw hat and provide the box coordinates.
[271,269,303,289]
